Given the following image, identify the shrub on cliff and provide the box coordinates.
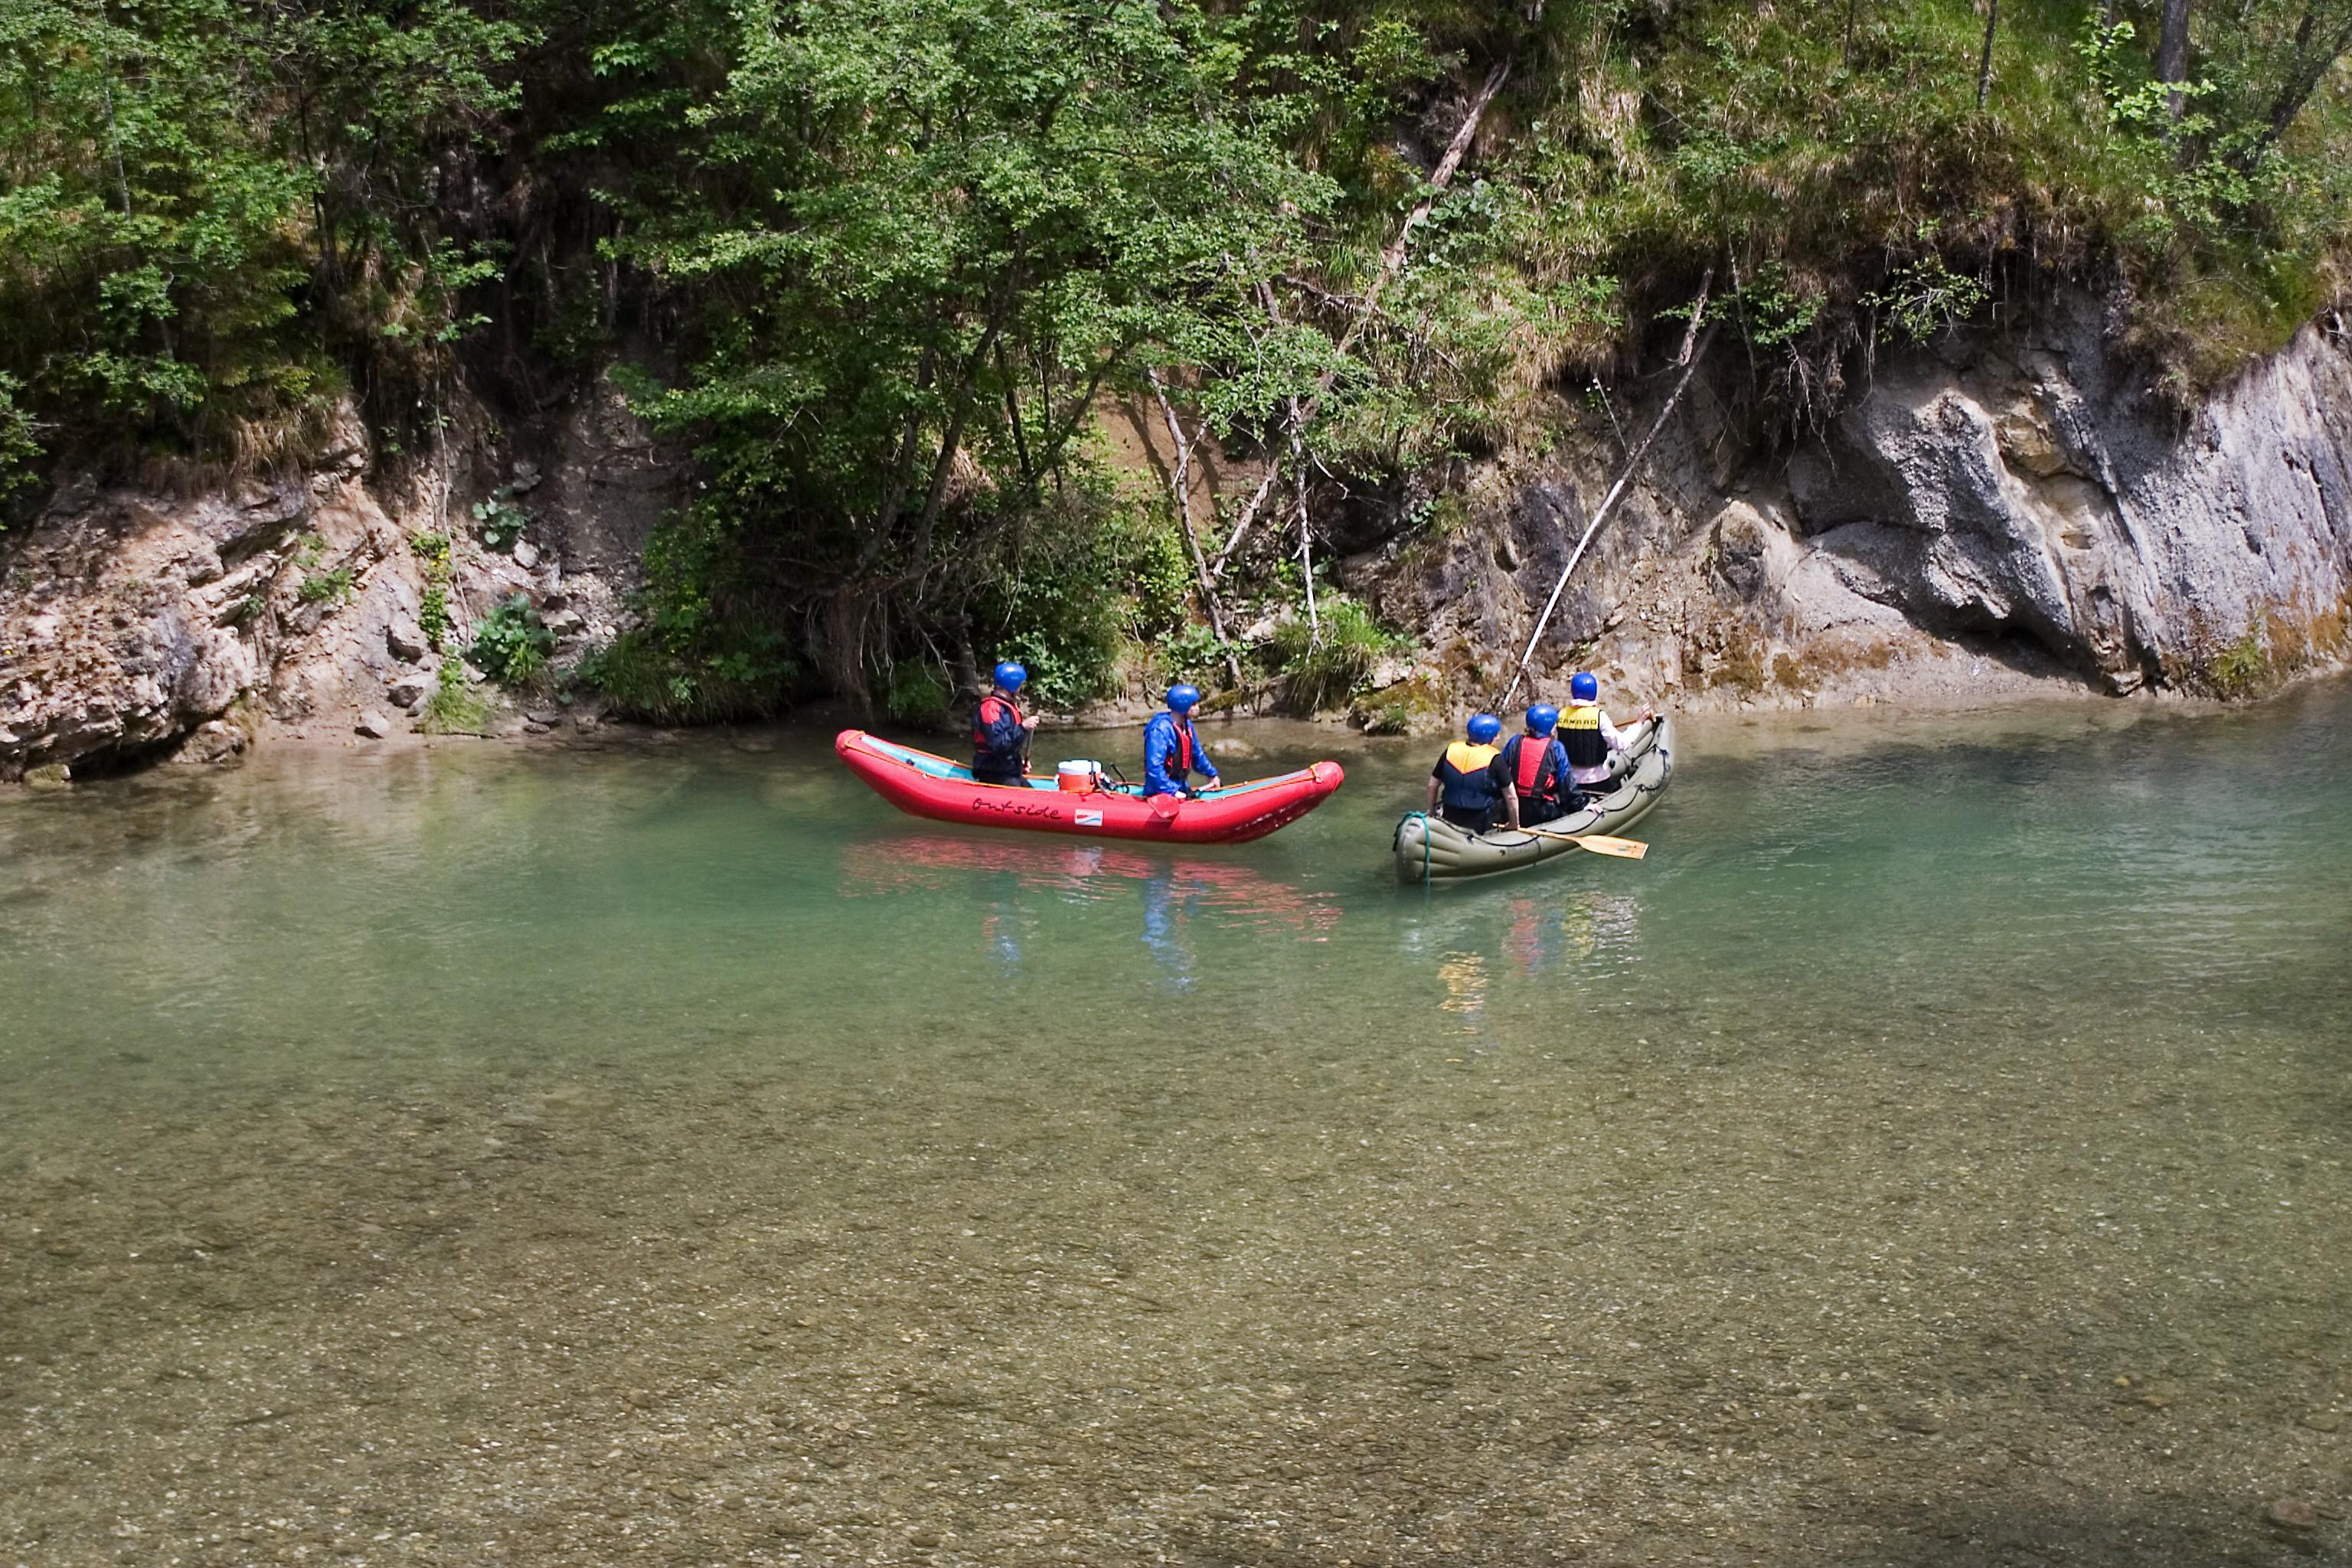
[469,596,556,684]
[1269,599,1412,716]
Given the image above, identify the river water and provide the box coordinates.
[3,689,2348,1566]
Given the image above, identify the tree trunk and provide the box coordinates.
[1975,0,2000,108]
[1145,368,1244,685]
[2158,0,2193,119]
[2260,11,2352,150]
[1207,64,1511,586]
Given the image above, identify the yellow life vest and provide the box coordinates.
[1435,741,1501,815]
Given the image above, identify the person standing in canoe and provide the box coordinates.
[1494,704,1573,830]
[971,661,1040,786]
[1559,671,1654,802]
[1426,713,1505,831]
[1143,684,1220,799]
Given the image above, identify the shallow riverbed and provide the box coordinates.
[4,689,2349,1566]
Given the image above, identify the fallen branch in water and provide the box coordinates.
[1209,61,1511,583]
[1494,270,1717,710]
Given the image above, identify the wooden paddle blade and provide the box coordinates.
[1567,832,1647,858]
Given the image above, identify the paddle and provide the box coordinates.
[1514,825,1648,859]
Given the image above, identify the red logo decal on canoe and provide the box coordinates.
[970,795,1060,820]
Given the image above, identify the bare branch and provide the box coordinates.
[1494,272,1717,710]
[1146,367,1244,685]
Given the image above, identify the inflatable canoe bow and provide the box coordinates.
[1395,716,1675,882]
[836,730,1344,844]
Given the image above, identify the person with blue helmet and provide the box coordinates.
[970,660,1040,786]
[1425,713,1506,831]
[1558,671,1654,799]
[1142,684,1220,799]
[1494,703,1573,829]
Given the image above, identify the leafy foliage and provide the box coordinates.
[412,531,456,648]
[883,662,950,727]
[2208,622,2275,695]
[1867,253,1992,343]
[298,565,355,605]
[0,0,526,475]
[470,492,531,552]
[600,0,1332,694]
[1268,597,1410,714]
[576,508,798,722]
[469,593,555,684]
[0,372,41,503]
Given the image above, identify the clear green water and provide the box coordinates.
[3,690,2349,1566]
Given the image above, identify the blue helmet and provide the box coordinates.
[1466,712,1502,744]
[1526,704,1560,736]
[992,661,1028,693]
[1165,683,1202,714]
[1570,671,1599,702]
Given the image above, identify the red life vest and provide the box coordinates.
[972,691,1024,746]
[1508,733,1560,797]
[1171,720,1195,774]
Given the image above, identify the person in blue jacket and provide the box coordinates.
[1425,713,1505,831]
[1494,704,1574,829]
[1143,684,1220,799]
[970,661,1040,786]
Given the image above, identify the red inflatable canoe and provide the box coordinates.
[835,730,1344,844]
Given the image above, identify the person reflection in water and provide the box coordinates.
[1438,951,1488,1036]
[1505,897,1560,978]
[1139,867,1197,990]
[981,900,1023,974]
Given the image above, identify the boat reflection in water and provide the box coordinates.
[844,832,1341,984]
[1503,891,1642,978]
[1403,887,1643,998]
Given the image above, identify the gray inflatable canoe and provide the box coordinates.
[1394,717,1675,883]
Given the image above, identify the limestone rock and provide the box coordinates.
[354,710,395,739]
[1366,291,2352,713]
[1778,300,2352,694]
[0,387,648,775]
[177,718,250,766]
[387,678,429,710]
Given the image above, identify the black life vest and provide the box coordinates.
[972,691,1025,755]
[1501,733,1563,802]
[1559,703,1609,769]
[1434,740,1501,815]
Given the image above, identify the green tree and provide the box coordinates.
[619,0,1329,690]
[0,0,527,486]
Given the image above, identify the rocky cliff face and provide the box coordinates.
[1363,298,2352,715]
[6,302,2349,779]
[0,381,669,780]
